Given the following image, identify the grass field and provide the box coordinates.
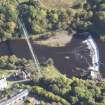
[42,65,63,79]
[40,0,76,9]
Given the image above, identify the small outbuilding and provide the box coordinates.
[0,78,7,91]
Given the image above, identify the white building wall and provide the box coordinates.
[0,78,7,91]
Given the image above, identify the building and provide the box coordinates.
[0,89,29,105]
[19,70,31,80]
[0,78,7,91]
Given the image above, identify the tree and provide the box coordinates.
[98,3,105,11]
[94,11,105,35]
[6,4,18,22]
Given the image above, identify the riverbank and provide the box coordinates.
[32,31,73,47]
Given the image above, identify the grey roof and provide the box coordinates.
[0,89,29,105]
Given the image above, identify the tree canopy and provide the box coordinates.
[0,0,105,41]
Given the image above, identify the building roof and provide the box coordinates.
[0,89,29,105]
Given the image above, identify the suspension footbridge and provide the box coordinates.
[18,18,42,79]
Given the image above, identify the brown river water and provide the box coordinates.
[0,38,105,78]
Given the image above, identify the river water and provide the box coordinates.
[0,37,104,78]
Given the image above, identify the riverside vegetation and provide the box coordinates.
[0,0,105,41]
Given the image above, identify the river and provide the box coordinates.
[0,36,104,78]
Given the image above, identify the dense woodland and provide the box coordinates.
[32,76,105,105]
[0,55,105,105]
[0,0,105,41]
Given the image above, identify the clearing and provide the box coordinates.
[40,0,76,9]
[32,31,73,47]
